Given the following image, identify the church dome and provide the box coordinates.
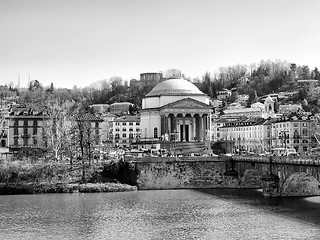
[145,78,204,97]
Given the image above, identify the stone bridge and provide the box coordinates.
[128,155,320,197]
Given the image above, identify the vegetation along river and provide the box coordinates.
[1,189,320,240]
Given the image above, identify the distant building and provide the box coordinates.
[140,72,163,84]
[222,95,275,119]
[217,89,232,100]
[109,102,133,116]
[110,115,140,148]
[90,104,109,114]
[279,104,303,115]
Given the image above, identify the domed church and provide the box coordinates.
[140,78,213,152]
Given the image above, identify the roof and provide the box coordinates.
[112,115,140,122]
[145,78,205,97]
[75,113,103,122]
[110,102,132,106]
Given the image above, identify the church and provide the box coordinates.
[140,78,213,153]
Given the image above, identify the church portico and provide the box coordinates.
[160,112,210,142]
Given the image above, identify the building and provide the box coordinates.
[279,104,303,115]
[217,89,232,100]
[109,102,133,116]
[90,104,109,114]
[140,72,163,84]
[218,114,316,155]
[222,95,275,119]
[271,115,316,154]
[140,78,213,151]
[110,115,140,149]
[219,117,271,153]
[6,105,49,152]
[99,113,117,143]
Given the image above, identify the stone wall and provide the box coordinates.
[132,157,247,190]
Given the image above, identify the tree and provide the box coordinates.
[165,68,182,79]
[301,65,310,80]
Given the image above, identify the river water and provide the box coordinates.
[0,189,320,240]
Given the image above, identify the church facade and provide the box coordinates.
[140,78,212,148]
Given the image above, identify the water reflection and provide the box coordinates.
[0,189,320,239]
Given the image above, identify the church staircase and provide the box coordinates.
[160,141,207,156]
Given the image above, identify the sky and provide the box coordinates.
[1,0,320,89]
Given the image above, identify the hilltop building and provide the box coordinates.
[222,95,276,119]
[109,102,133,116]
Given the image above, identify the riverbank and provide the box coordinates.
[0,182,138,195]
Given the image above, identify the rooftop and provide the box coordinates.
[145,78,205,97]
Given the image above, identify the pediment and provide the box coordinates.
[161,98,211,110]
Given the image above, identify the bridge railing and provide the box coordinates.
[232,155,320,166]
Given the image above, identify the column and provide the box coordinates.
[160,115,164,136]
[182,114,186,142]
[168,115,171,134]
[199,114,203,141]
[190,113,194,141]
[203,114,207,140]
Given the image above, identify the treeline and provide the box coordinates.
[2,60,320,111]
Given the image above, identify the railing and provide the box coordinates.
[232,155,320,166]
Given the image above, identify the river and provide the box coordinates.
[0,189,320,240]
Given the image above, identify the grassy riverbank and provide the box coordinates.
[0,158,139,195]
[0,182,137,195]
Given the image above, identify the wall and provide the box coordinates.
[131,157,240,190]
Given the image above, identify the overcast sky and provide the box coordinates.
[1,0,320,88]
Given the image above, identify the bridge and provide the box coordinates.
[128,155,320,197]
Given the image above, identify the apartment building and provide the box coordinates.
[7,105,49,152]
[110,115,140,149]
[218,114,316,154]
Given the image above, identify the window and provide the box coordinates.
[136,122,140,126]
[33,120,38,127]
[33,127,37,135]
[129,122,133,125]
[115,122,120,126]
[294,123,298,127]
[14,127,18,135]
[302,123,307,127]
[33,138,37,145]
[23,138,28,146]
[302,129,308,136]
[129,133,133,139]
[95,122,99,128]
[116,128,120,132]
[154,127,158,138]
[294,139,299,144]
[115,133,120,139]
[123,133,126,138]
[122,122,126,125]
[122,128,126,132]
[14,137,18,146]
[129,128,133,131]
[136,128,140,132]
[302,139,308,144]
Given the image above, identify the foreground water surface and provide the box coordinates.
[0,189,320,240]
